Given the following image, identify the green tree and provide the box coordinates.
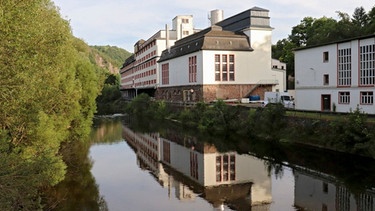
[366,6,375,34]
[0,0,101,209]
[352,6,369,28]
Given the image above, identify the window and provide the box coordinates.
[323,74,329,85]
[215,54,235,81]
[339,92,350,104]
[215,54,221,81]
[361,91,373,104]
[161,63,169,85]
[182,18,189,23]
[323,182,328,193]
[189,56,197,83]
[322,204,328,211]
[229,55,235,81]
[190,152,198,180]
[216,156,221,182]
[215,154,236,182]
[222,55,228,81]
[163,141,170,163]
[183,31,189,36]
[360,44,375,86]
[338,48,351,86]
[323,51,329,62]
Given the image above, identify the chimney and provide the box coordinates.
[210,9,223,26]
[165,24,170,50]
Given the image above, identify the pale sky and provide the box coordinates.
[52,0,374,53]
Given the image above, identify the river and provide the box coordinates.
[48,116,375,211]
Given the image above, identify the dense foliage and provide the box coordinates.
[272,5,375,88]
[0,0,102,209]
[96,73,128,115]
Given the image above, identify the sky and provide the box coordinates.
[52,0,374,53]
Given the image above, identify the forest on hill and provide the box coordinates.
[90,45,132,70]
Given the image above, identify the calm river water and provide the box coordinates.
[50,117,375,211]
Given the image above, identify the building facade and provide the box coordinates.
[157,7,285,103]
[294,35,375,113]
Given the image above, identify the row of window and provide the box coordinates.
[136,50,157,65]
[134,69,157,80]
[135,40,156,57]
[134,79,157,87]
[135,58,157,72]
[338,91,373,105]
[334,44,375,87]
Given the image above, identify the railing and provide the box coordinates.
[244,79,279,97]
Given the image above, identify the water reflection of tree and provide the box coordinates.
[91,117,124,144]
[42,120,115,210]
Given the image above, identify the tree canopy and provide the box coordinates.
[0,0,102,209]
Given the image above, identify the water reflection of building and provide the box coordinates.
[122,125,272,210]
[294,168,375,211]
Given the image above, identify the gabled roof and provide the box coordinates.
[158,25,252,62]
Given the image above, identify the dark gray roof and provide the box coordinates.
[216,6,271,32]
[294,33,375,51]
[158,25,253,62]
[120,54,135,70]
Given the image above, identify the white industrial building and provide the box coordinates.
[120,7,286,103]
[157,7,285,102]
[294,34,375,114]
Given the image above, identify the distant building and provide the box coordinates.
[120,7,286,102]
[294,34,375,113]
[119,15,198,99]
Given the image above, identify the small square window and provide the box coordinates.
[323,51,329,62]
[323,74,329,85]
[323,182,328,193]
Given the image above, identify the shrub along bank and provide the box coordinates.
[126,94,375,159]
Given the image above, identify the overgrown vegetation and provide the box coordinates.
[95,73,127,115]
[126,95,375,159]
[0,1,103,209]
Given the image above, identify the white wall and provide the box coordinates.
[295,37,375,113]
